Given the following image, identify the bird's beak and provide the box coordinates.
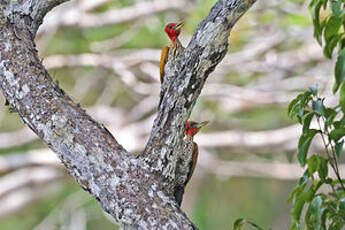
[175,21,184,31]
[196,121,209,129]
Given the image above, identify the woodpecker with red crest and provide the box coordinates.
[174,120,209,206]
[160,22,185,83]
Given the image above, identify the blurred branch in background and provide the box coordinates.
[0,167,65,219]
[32,190,91,230]
[38,0,191,33]
[0,116,331,154]
[0,149,61,173]
[199,150,345,180]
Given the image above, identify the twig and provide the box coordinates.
[318,117,345,191]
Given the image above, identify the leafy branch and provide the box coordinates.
[286,1,345,229]
[288,86,345,230]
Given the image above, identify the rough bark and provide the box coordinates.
[0,0,256,229]
[144,0,257,182]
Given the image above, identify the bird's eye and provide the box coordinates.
[169,25,173,29]
[186,127,190,132]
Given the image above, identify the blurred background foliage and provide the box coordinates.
[0,0,343,229]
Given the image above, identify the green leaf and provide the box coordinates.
[309,0,324,45]
[233,218,244,230]
[340,79,345,113]
[333,48,345,93]
[339,197,345,211]
[329,221,344,230]
[310,196,323,217]
[330,0,341,17]
[312,99,325,116]
[325,108,338,130]
[338,198,345,221]
[308,155,319,175]
[299,170,309,186]
[303,113,314,133]
[324,34,342,58]
[333,117,345,128]
[288,97,300,118]
[306,201,327,230]
[233,218,264,230]
[291,195,306,223]
[291,189,315,224]
[305,202,313,229]
[306,155,328,182]
[298,129,319,166]
[289,221,301,230]
[311,180,323,198]
[297,107,305,121]
[319,207,327,230]
[287,183,306,203]
[335,140,344,158]
[309,195,325,230]
[324,16,342,42]
[309,86,318,95]
[329,128,345,141]
[288,91,312,121]
[340,8,345,18]
[318,157,328,182]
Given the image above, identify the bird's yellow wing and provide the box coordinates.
[159,46,169,83]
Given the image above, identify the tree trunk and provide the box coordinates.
[0,0,256,229]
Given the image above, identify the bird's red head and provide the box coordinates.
[165,22,183,43]
[185,121,209,137]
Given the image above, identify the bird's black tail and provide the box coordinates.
[174,185,185,206]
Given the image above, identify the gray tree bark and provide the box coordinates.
[0,0,256,229]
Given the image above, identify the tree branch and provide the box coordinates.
[143,0,257,179]
[5,0,69,34]
[0,0,256,228]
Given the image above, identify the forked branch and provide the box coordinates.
[0,0,256,229]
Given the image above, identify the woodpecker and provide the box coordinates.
[174,120,209,206]
[160,22,185,83]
